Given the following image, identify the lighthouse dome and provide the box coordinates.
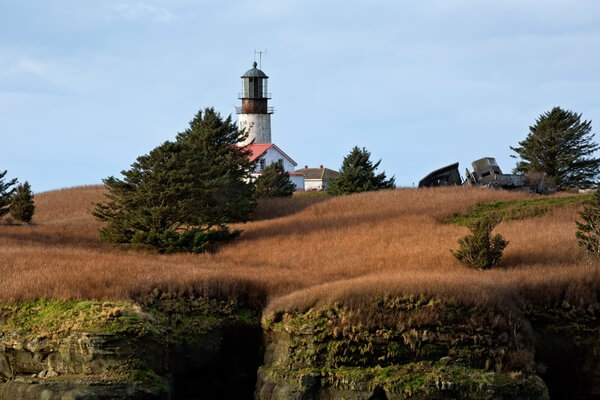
[241,62,268,78]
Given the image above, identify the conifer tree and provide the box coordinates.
[10,181,35,223]
[93,108,256,253]
[255,161,296,198]
[451,217,508,270]
[327,146,395,195]
[576,187,600,259]
[511,107,600,189]
[0,170,17,219]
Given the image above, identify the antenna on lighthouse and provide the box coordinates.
[254,49,267,69]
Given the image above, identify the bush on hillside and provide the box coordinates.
[0,170,17,219]
[327,146,395,195]
[451,216,508,270]
[10,181,35,223]
[255,161,296,198]
[576,187,600,260]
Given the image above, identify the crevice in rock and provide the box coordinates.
[534,332,599,400]
[168,321,264,400]
[368,386,388,400]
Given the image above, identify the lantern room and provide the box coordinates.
[237,62,273,115]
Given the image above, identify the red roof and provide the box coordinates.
[246,143,274,163]
[244,143,297,166]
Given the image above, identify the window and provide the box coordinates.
[259,158,266,171]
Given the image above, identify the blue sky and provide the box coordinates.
[2,1,600,192]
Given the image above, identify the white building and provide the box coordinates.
[247,143,305,189]
[298,166,340,191]
[236,62,304,190]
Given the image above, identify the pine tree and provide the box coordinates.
[255,161,296,198]
[510,107,600,189]
[576,187,600,259]
[10,182,35,223]
[0,170,17,219]
[93,108,256,253]
[327,146,395,195]
[451,217,508,270]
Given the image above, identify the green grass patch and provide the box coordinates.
[264,361,547,397]
[0,300,147,337]
[444,194,590,226]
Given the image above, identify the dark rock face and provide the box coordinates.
[0,380,166,400]
[168,320,264,399]
[0,298,263,400]
[1,296,599,400]
[526,303,600,400]
[255,299,550,400]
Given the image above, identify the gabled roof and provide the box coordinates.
[299,167,340,181]
[245,143,298,166]
[246,144,273,162]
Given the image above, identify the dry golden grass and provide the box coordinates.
[1,185,597,312]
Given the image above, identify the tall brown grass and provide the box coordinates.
[0,185,597,312]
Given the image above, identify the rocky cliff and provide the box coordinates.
[0,294,262,399]
[257,297,548,400]
[0,293,598,400]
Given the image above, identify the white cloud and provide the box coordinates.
[15,58,49,76]
[0,48,115,97]
[109,2,176,23]
[0,54,51,80]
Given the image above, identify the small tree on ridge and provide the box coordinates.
[10,181,35,223]
[0,170,17,219]
[327,146,395,195]
[576,187,600,260]
[510,107,600,189]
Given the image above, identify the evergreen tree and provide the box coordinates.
[255,161,296,198]
[576,187,600,259]
[327,146,395,195]
[0,170,17,219]
[10,181,35,223]
[93,108,256,253]
[510,107,600,189]
[451,217,508,270]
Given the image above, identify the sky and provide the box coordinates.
[2,0,600,192]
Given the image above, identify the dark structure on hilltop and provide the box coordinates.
[418,163,461,188]
[419,157,533,191]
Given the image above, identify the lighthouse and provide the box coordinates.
[236,61,273,146]
[236,61,305,190]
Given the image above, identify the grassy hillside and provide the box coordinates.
[0,185,598,314]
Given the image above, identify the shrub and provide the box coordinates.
[575,187,600,259]
[451,217,508,270]
[0,170,17,219]
[10,181,35,223]
[327,146,394,195]
[255,161,295,198]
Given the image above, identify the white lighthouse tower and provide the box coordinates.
[236,61,273,146]
[235,61,305,190]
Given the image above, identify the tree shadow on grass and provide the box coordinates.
[251,193,331,221]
